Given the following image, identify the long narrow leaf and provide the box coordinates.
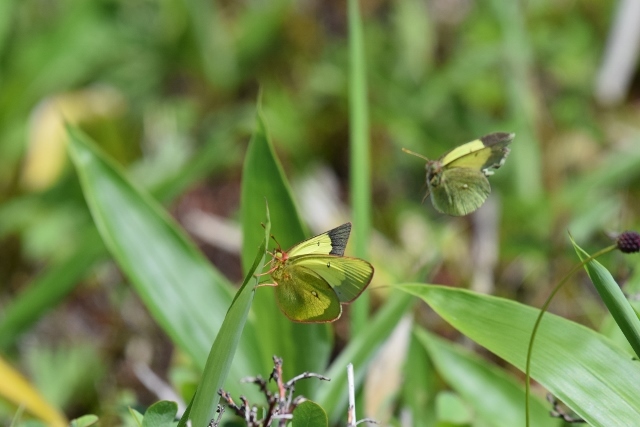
[66,125,260,395]
[347,0,371,334]
[0,121,243,350]
[489,0,542,200]
[399,284,640,426]
[572,238,640,357]
[240,107,331,393]
[190,217,269,427]
[415,328,556,427]
[315,291,415,423]
[400,330,438,427]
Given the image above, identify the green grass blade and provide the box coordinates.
[489,0,542,201]
[190,220,269,427]
[399,284,640,426]
[66,125,260,391]
[240,107,331,393]
[400,331,438,427]
[315,291,415,423]
[572,238,640,358]
[415,328,556,427]
[347,0,371,335]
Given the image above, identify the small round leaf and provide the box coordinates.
[292,400,328,427]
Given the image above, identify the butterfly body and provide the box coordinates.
[405,132,514,216]
[268,223,374,323]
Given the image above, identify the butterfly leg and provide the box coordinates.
[421,189,431,204]
[255,281,278,288]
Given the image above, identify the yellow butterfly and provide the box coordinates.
[262,223,374,323]
[403,132,514,216]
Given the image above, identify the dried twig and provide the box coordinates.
[547,394,586,423]
[207,405,225,427]
[218,355,330,427]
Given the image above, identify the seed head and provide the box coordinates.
[617,231,640,254]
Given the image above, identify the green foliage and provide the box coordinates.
[1,1,639,426]
[572,239,640,358]
[240,110,331,396]
[415,329,553,427]
[66,125,238,372]
[140,401,178,427]
[400,284,640,426]
[347,0,372,333]
[292,401,328,427]
[188,219,269,426]
[69,415,99,427]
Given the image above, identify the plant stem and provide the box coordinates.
[524,244,616,427]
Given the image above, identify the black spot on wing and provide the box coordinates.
[480,132,514,147]
[478,132,514,173]
[327,223,351,256]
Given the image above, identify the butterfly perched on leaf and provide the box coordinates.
[262,222,374,323]
[403,132,514,216]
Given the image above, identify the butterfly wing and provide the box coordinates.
[273,265,342,322]
[442,132,514,175]
[286,222,351,257]
[289,255,374,303]
[429,168,491,216]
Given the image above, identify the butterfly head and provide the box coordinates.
[273,248,289,262]
[426,160,444,188]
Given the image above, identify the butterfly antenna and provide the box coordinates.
[270,233,283,251]
[402,147,430,161]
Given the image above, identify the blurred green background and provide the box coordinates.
[2,0,640,425]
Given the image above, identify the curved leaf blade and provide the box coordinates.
[571,238,640,358]
[66,125,260,391]
[190,217,269,427]
[399,284,640,427]
[240,108,331,391]
[315,291,415,423]
[415,328,556,427]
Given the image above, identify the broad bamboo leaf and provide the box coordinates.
[415,328,557,427]
[399,284,640,427]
